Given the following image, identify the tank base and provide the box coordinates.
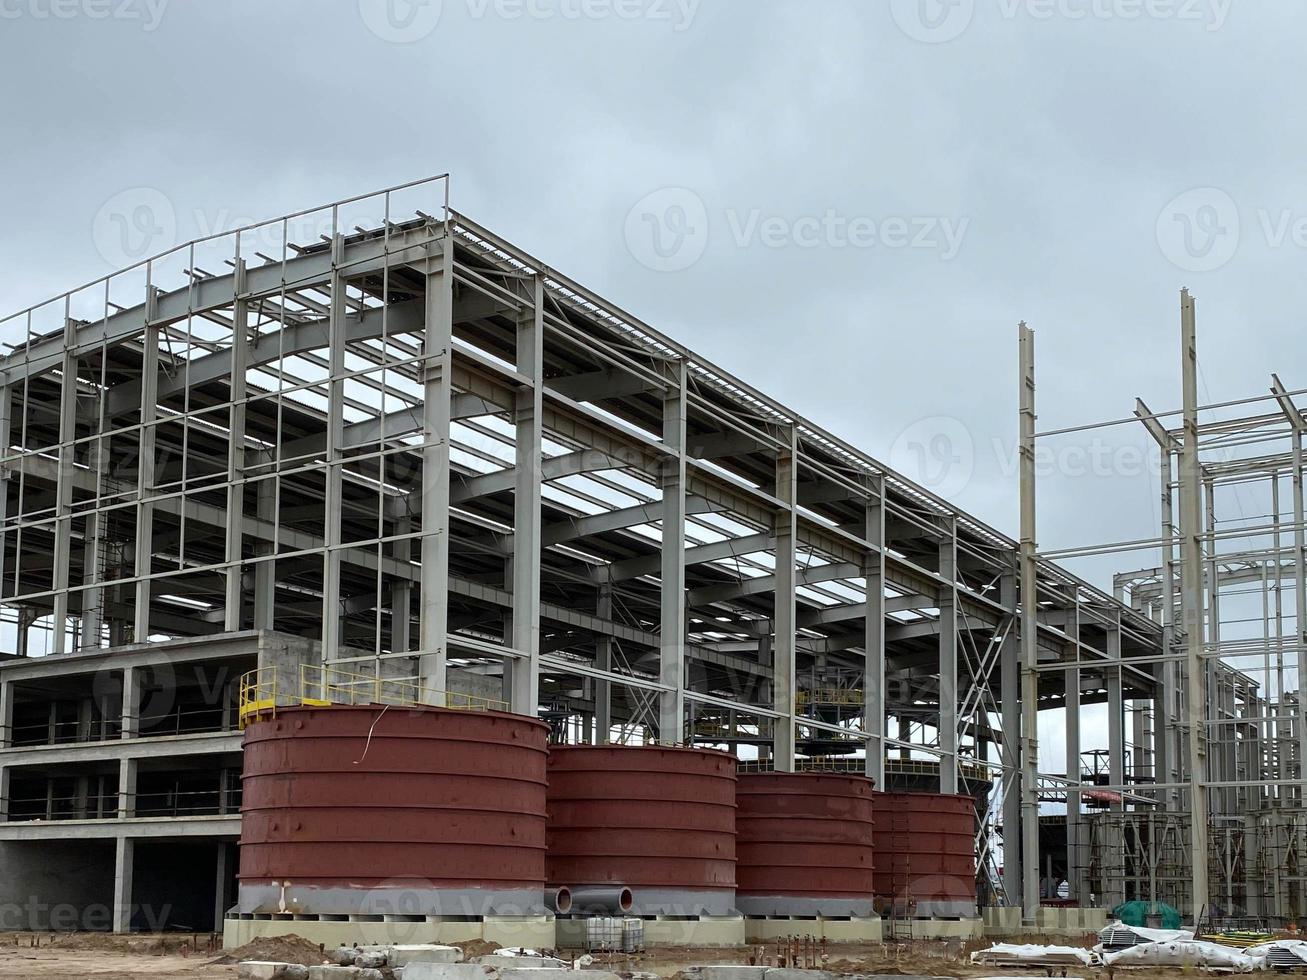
[637,913,747,947]
[222,913,555,951]
[744,915,882,943]
[880,916,983,940]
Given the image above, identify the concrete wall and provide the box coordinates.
[0,839,116,930]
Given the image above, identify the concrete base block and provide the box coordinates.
[500,970,620,980]
[403,966,499,980]
[390,944,465,967]
[883,918,983,940]
[980,906,1107,938]
[640,914,746,947]
[685,967,767,980]
[238,964,300,980]
[307,967,362,980]
[744,917,882,943]
[475,955,567,968]
[223,914,555,952]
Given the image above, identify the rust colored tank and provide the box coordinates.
[735,772,875,917]
[873,791,976,917]
[237,705,549,917]
[546,745,736,915]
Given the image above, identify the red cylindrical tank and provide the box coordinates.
[873,790,976,917]
[546,745,737,915]
[736,772,875,917]
[238,705,549,917]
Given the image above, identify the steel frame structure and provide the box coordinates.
[1030,289,1307,922]
[0,177,1166,930]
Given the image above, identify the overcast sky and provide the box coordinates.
[1,2,1300,762]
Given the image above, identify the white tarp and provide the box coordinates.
[1101,924,1195,943]
[1248,939,1307,967]
[1102,940,1254,972]
[971,944,1100,966]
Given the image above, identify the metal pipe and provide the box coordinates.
[544,886,573,914]
[565,886,634,914]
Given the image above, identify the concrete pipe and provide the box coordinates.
[568,886,634,914]
[545,886,573,914]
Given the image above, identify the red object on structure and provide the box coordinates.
[238,704,549,915]
[546,744,737,915]
[873,790,977,916]
[735,772,875,916]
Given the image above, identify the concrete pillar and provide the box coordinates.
[659,358,687,743]
[0,678,12,748]
[214,842,230,928]
[113,836,134,934]
[121,666,140,739]
[117,758,136,819]
[510,275,543,716]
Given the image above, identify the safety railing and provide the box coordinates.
[239,663,508,728]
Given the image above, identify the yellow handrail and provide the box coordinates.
[238,663,508,728]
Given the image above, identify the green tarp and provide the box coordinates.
[1112,900,1184,930]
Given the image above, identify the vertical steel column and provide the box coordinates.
[1179,287,1210,917]
[939,518,959,794]
[113,835,134,934]
[252,454,276,631]
[389,511,412,653]
[595,584,613,744]
[321,238,346,658]
[1107,614,1127,891]
[0,762,9,822]
[510,275,543,715]
[80,377,107,649]
[864,476,886,787]
[660,358,687,742]
[1000,570,1023,906]
[1018,320,1041,921]
[1065,657,1085,904]
[419,241,454,698]
[51,310,78,654]
[1284,389,1307,808]
[224,259,249,632]
[133,287,160,643]
[773,426,798,771]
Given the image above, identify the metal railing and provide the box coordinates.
[239,663,508,727]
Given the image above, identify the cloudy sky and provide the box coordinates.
[0,0,1300,759]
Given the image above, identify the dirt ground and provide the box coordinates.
[0,932,1180,980]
